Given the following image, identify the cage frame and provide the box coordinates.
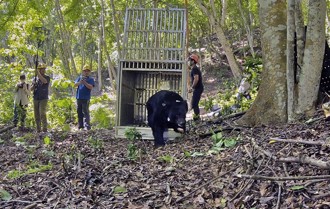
[116,8,188,139]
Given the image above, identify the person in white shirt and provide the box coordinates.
[13,74,30,128]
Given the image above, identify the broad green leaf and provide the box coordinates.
[0,189,12,201]
[224,138,237,148]
[191,152,205,157]
[212,132,222,141]
[214,141,224,148]
[43,136,52,146]
[113,186,127,193]
[183,150,191,157]
[290,185,305,191]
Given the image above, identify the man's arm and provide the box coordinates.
[191,74,199,89]
[37,71,48,84]
[81,79,93,90]
[74,78,82,87]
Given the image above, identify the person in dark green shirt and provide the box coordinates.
[31,63,51,133]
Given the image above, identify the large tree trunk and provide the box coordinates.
[287,0,296,122]
[196,0,242,80]
[296,0,326,116]
[237,0,287,126]
[295,0,305,78]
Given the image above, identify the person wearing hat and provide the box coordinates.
[74,64,95,130]
[13,74,30,128]
[31,63,51,132]
[188,54,204,121]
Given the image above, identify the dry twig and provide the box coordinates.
[269,137,326,146]
[278,156,330,169]
[236,174,330,181]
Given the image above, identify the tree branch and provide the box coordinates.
[269,137,326,146]
[278,156,330,169]
[236,174,330,181]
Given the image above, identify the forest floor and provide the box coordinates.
[2,81,330,208]
[2,38,330,208]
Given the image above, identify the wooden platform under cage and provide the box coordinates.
[116,126,182,140]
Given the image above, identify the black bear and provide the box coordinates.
[146,90,188,147]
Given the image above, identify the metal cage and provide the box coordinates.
[116,8,187,138]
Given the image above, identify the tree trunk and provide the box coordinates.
[237,0,287,126]
[196,0,242,80]
[54,0,77,77]
[221,0,227,26]
[109,0,122,59]
[296,0,326,116]
[101,0,116,90]
[237,0,255,58]
[295,0,305,80]
[287,0,296,122]
[80,20,87,72]
[97,17,103,92]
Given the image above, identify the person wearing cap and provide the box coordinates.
[188,54,204,121]
[74,64,95,130]
[13,74,30,128]
[31,63,51,132]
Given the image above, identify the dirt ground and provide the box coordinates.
[1,107,330,208]
[2,59,330,208]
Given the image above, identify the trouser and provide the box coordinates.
[191,88,204,117]
[34,99,48,132]
[77,99,91,129]
[13,104,27,127]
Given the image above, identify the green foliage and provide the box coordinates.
[243,56,263,91]
[0,189,12,201]
[43,135,53,146]
[113,186,127,194]
[48,96,75,130]
[127,143,139,160]
[211,132,223,143]
[91,105,115,129]
[90,94,115,129]
[7,161,53,179]
[188,131,239,157]
[0,0,265,131]
[199,56,263,116]
[211,131,237,148]
[289,185,305,191]
[87,136,104,152]
[190,152,205,157]
[158,155,176,164]
[124,128,142,160]
[201,96,214,112]
[124,127,142,142]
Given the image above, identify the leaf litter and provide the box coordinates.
[1,111,330,208]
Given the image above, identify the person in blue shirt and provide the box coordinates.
[74,65,95,130]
